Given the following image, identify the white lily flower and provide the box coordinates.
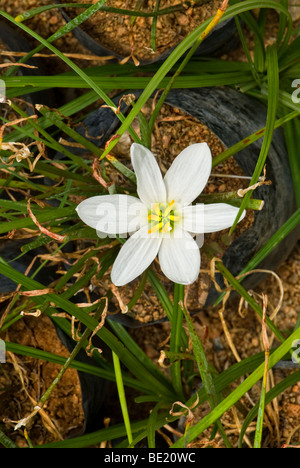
[76,143,246,286]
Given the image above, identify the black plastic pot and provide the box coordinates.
[0,20,54,108]
[58,2,240,65]
[0,240,60,294]
[57,86,299,328]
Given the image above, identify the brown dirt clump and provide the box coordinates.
[0,315,85,446]
[63,0,220,62]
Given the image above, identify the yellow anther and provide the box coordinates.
[148,213,160,221]
[164,200,175,216]
[161,222,171,234]
[152,203,160,216]
[148,221,162,234]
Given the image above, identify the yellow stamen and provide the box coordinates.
[161,222,171,234]
[148,212,160,221]
[148,221,163,234]
[164,200,175,216]
[152,203,160,216]
[169,213,180,222]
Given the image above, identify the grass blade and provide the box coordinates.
[253,295,269,448]
[0,429,18,449]
[229,44,279,234]
[112,351,133,446]
[238,369,300,448]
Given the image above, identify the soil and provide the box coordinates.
[0,0,300,450]
[0,315,85,446]
[63,0,220,62]
[1,0,115,78]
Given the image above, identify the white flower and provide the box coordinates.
[76,143,246,286]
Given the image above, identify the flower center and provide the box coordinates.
[148,200,180,234]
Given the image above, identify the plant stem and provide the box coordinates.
[170,283,185,399]
[150,0,161,51]
[198,192,265,211]
[127,269,148,311]
[253,295,269,448]
[112,351,133,446]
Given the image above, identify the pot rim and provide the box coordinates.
[57,1,238,65]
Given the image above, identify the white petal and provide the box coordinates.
[183,203,246,233]
[164,143,212,206]
[76,194,147,234]
[131,143,166,207]
[158,227,200,285]
[111,226,161,286]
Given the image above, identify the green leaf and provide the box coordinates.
[238,369,300,447]
[283,117,300,207]
[229,44,279,234]
[0,429,18,449]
